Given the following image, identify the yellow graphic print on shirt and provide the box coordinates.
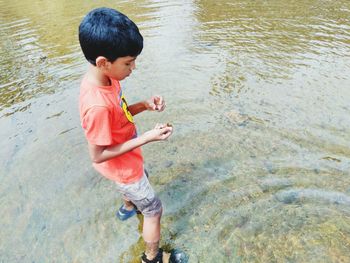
[120,93,134,123]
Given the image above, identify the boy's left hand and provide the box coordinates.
[144,95,166,112]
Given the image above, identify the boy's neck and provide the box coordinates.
[86,65,112,86]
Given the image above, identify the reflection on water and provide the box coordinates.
[1,0,350,262]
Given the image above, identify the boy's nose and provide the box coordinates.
[131,61,136,70]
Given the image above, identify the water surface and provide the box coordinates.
[1,0,350,262]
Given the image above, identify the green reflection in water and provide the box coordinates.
[194,0,350,97]
[0,0,154,114]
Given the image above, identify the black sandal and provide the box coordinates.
[141,248,163,263]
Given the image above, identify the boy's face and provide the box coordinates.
[106,56,137,80]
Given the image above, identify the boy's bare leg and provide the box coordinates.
[123,198,135,210]
[142,213,170,262]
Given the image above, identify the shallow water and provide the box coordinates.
[1,0,350,262]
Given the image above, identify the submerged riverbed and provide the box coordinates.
[1,0,350,262]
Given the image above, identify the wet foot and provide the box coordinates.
[141,250,188,263]
[116,205,137,221]
[141,250,170,263]
[163,252,170,263]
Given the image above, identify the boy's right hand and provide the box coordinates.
[142,123,173,142]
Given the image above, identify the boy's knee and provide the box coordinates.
[137,195,162,218]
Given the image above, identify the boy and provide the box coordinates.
[78,7,186,263]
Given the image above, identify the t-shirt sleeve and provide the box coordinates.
[81,106,113,146]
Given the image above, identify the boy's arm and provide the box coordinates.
[128,95,165,116]
[127,101,147,116]
[88,124,172,163]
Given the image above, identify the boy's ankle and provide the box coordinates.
[123,204,135,211]
[122,199,135,211]
[142,248,170,263]
[145,251,157,260]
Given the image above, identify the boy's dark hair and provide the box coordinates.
[79,7,143,65]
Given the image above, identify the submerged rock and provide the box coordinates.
[259,177,293,193]
[275,188,350,205]
[225,111,249,126]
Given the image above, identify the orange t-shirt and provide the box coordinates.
[79,76,143,184]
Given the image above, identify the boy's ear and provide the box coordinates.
[95,56,110,69]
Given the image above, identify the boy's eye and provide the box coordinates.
[125,63,130,66]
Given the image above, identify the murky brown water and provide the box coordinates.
[1,0,350,262]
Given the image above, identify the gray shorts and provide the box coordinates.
[115,173,162,217]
